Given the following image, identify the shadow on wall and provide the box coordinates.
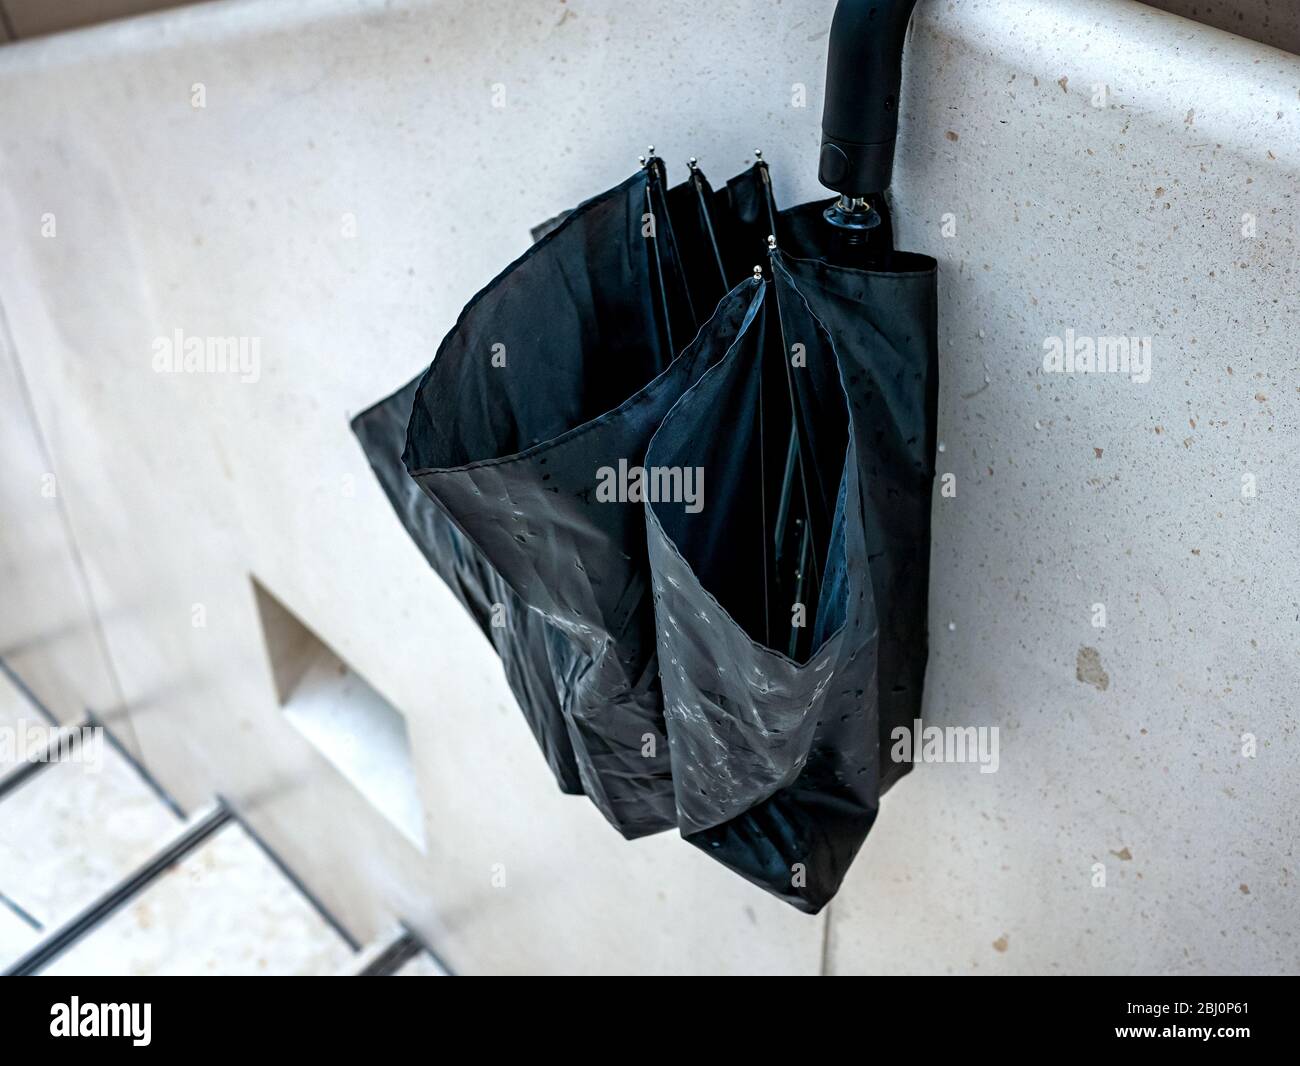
[0,0,197,41]
[1142,0,1300,56]
[1,0,1297,59]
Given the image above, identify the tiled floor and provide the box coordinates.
[44,822,356,977]
[0,747,182,968]
[1,662,445,975]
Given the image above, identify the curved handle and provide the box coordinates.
[818,0,919,197]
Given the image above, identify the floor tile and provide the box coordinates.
[0,739,180,968]
[45,823,355,976]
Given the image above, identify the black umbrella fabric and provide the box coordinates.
[352,158,937,911]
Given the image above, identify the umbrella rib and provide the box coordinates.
[757,307,772,648]
[658,166,697,330]
[766,277,823,659]
[758,161,825,657]
[644,166,675,367]
[690,167,729,293]
[743,167,774,647]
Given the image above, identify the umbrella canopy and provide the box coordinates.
[352,0,933,911]
[353,155,936,910]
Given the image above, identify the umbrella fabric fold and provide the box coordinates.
[352,159,937,909]
[645,244,937,910]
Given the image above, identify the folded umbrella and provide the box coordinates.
[352,0,933,910]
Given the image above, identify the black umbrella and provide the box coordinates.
[352,0,934,911]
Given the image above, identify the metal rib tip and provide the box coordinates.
[638,155,647,167]
[688,156,698,170]
[767,234,777,251]
[753,148,763,159]
[752,264,763,280]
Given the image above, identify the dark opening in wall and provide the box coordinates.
[251,577,425,851]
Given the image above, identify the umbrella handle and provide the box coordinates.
[818,0,919,198]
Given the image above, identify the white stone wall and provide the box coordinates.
[0,0,1295,974]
